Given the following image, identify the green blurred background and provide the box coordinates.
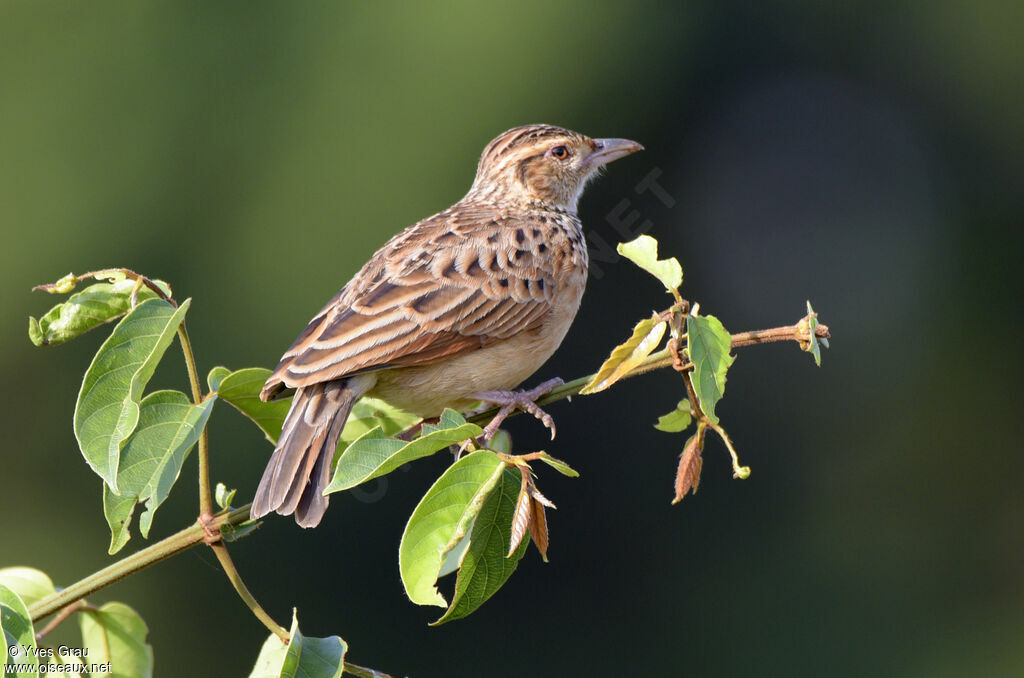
[3,2,1022,676]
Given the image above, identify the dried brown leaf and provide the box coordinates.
[527,484,556,509]
[528,495,549,562]
[507,468,532,557]
[673,429,705,504]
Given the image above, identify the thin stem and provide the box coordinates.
[344,663,395,678]
[209,542,289,641]
[28,506,252,622]
[177,324,213,518]
[34,600,90,642]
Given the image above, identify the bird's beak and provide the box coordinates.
[585,138,644,169]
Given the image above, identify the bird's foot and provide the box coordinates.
[469,378,564,442]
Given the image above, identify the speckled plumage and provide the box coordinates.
[252,124,642,527]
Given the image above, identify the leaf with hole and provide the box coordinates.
[617,235,683,293]
[75,298,191,492]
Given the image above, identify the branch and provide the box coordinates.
[466,314,829,427]
[28,506,252,622]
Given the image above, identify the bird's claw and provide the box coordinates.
[469,378,564,442]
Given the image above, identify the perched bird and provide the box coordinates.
[252,124,643,527]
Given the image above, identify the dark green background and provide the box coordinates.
[3,2,1021,676]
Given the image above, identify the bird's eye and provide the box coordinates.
[549,145,570,160]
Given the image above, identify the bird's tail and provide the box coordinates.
[251,378,366,528]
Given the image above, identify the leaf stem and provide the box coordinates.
[34,600,91,642]
[176,324,214,519]
[209,542,289,641]
[28,506,252,622]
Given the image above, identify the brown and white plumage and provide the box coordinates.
[252,124,642,527]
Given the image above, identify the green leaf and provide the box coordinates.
[102,390,216,553]
[215,482,237,510]
[488,429,512,454]
[249,610,346,678]
[45,650,85,678]
[580,316,667,394]
[340,397,423,443]
[214,367,423,449]
[0,568,55,608]
[213,368,291,444]
[74,298,191,492]
[399,451,506,608]
[533,451,579,477]
[433,465,529,624]
[617,235,683,293]
[78,602,153,678]
[0,584,38,676]
[206,365,231,393]
[686,313,734,424]
[803,300,829,366]
[28,278,171,347]
[221,519,261,543]
[103,487,137,555]
[326,409,481,494]
[654,400,693,433]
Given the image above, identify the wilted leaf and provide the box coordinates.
[0,567,55,608]
[29,277,172,347]
[327,409,481,494]
[673,430,705,504]
[654,400,693,433]
[617,235,683,293]
[399,451,505,608]
[75,298,191,492]
[686,313,734,424]
[507,470,531,557]
[79,602,153,678]
[432,465,528,625]
[248,610,347,678]
[102,390,216,553]
[528,492,550,562]
[581,316,667,394]
[0,584,38,676]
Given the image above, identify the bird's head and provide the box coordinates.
[467,124,643,212]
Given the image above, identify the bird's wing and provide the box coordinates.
[261,206,561,399]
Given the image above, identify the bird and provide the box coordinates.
[251,124,643,527]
